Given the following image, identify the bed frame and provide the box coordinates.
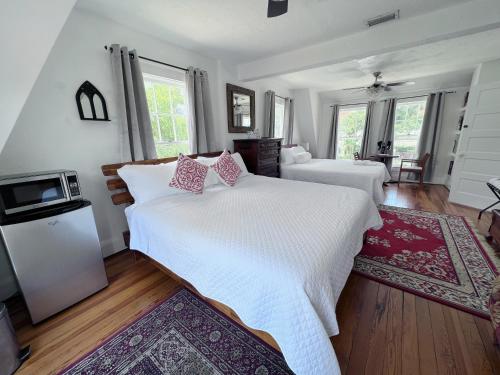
[101,152,280,350]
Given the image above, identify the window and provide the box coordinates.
[336,105,367,160]
[143,73,189,158]
[274,96,286,138]
[393,99,427,160]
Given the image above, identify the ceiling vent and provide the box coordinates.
[366,10,400,27]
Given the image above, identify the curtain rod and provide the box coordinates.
[104,45,188,72]
[329,102,367,108]
[382,90,456,101]
[328,90,457,106]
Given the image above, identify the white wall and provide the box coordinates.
[317,86,470,184]
[0,8,294,300]
[0,0,77,155]
[293,89,320,156]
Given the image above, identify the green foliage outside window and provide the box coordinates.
[393,100,426,159]
[336,107,367,160]
[144,76,189,158]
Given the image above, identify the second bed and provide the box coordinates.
[281,158,391,205]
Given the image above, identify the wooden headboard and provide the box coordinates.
[101,151,223,206]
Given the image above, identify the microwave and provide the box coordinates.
[0,170,82,215]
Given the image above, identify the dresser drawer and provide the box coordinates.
[258,165,280,177]
[259,140,281,150]
[259,157,279,168]
[259,148,280,159]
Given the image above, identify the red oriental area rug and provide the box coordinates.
[354,205,499,318]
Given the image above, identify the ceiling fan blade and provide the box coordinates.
[268,0,288,17]
[385,81,415,87]
[342,86,369,91]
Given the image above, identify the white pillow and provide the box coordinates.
[117,162,179,204]
[280,148,296,165]
[294,152,312,164]
[198,153,250,177]
[291,146,306,155]
[196,158,224,185]
[231,153,250,176]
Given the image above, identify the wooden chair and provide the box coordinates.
[398,153,431,186]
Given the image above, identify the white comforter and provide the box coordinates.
[281,159,391,204]
[126,175,382,374]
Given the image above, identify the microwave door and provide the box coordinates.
[0,173,69,215]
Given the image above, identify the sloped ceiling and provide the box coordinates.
[0,0,76,154]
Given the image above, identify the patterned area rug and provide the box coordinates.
[354,205,499,318]
[59,289,293,375]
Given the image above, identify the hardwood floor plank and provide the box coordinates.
[345,280,380,375]
[364,283,391,375]
[402,293,420,375]
[445,307,476,375]
[427,301,457,374]
[415,297,438,375]
[474,316,500,375]
[330,274,362,373]
[383,287,403,375]
[457,310,494,375]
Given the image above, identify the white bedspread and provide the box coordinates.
[281,159,391,205]
[126,175,382,374]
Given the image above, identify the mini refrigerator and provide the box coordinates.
[0,200,108,324]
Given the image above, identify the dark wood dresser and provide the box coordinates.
[233,138,282,178]
[489,210,500,245]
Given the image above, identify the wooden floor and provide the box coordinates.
[8,183,500,374]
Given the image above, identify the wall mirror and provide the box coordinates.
[226,83,255,133]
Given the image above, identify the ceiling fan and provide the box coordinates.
[343,72,415,95]
[268,0,288,17]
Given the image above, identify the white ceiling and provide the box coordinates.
[76,0,472,63]
[279,28,500,91]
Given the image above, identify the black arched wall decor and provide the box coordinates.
[75,81,110,121]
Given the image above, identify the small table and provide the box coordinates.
[373,154,400,164]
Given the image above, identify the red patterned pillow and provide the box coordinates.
[211,150,242,186]
[169,154,209,194]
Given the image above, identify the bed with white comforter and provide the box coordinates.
[281,159,391,204]
[126,174,382,375]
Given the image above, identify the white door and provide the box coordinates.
[449,81,500,209]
